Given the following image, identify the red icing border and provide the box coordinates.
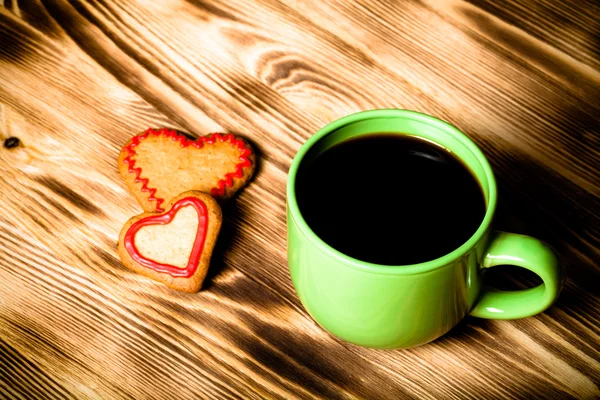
[123,128,253,212]
[124,196,209,278]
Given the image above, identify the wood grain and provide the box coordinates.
[0,0,599,398]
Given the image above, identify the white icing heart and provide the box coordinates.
[134,206,199,269]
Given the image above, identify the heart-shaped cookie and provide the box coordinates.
[118,191,222,292]
[118,128,255,212]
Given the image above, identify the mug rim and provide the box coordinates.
[287,108,498,275]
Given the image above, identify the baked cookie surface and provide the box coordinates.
[118,128,255,212]
[118,191,222,292]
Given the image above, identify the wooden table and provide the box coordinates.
[1,1,598,399]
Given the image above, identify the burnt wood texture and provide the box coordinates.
[0,1,599,399]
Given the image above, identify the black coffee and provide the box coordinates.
[296,134,486,265]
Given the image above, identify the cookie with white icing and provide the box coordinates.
[118,191,222,292]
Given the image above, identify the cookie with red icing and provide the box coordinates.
[118,128,255,212]
[118,191,222,292]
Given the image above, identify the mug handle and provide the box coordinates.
[469,232,564,319]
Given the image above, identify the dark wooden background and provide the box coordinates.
[1,0,599,399]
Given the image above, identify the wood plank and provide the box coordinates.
[0,0,598,398]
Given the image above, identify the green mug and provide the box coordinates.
[286,109,563,349]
